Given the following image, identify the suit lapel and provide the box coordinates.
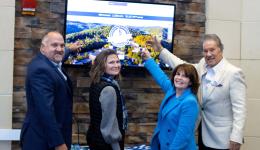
[160,93,172,111]
[206,61,227,98]
[198,63,208,105]
[39,53,73,96]
[52,65,73,97]
[161,89,191,119]
[202,59,228,107]
[163,100,180,119]
[54,67,65,80]
[61,67,73,96]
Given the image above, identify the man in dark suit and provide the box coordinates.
[20,31,73,150]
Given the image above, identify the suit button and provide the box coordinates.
[168,129,171,132]
[166,143,170,146]
[201,107,204,111]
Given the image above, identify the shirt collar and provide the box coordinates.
[207,58,224,74]
[51,61,62,69]
[205,58,224,81]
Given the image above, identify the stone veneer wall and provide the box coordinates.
[12,0,205,149]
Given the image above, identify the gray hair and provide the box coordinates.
[203,34,224,51]
[41,31,62,46]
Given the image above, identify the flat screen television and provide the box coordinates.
[64,0,176,67]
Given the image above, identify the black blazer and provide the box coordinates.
[20,53,73,150]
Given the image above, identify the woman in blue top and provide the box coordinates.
[142,50,200,150]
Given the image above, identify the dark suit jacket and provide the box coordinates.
[20,53,73,150]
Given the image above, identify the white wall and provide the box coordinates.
[0,0,15,149]
[206,0,260,149]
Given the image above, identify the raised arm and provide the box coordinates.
[144,58,173,93]
[146,36,192,69]
[159,48,187,69]
[63,41,82,61]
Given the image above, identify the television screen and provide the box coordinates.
[64,0,176,67]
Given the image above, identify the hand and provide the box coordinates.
[229,141,241,150]
[67,41,82,52]
[146,36,163,52]
[141,48,151,60]
[55,144,68,150]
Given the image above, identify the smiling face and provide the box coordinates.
[105,54,121,76]
[203,39,223,67]
[40,32,65,63]
[174,69,191,91]
[171,64,199,95]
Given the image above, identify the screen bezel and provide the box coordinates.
[63,0,176,69]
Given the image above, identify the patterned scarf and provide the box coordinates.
[101,74,128,130]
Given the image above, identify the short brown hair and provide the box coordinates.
[89,49,120,84]
[171,64,200,95]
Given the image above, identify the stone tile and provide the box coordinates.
[227,59,241,68]
[0,141,11,150]
[244,99,260,137]
[0,95,12,128]
[206,20,241,59]
[241,22,260,59]
[0,0,15,7]
[241,137,260,150]
[206,0,241,21]
[241,60,260,99]
[0,6,15,51]
[242,0,260,21]
[0,51,14,95]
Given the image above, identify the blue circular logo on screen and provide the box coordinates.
[108,26,132,48]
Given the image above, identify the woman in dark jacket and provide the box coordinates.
[87,49,127,150]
